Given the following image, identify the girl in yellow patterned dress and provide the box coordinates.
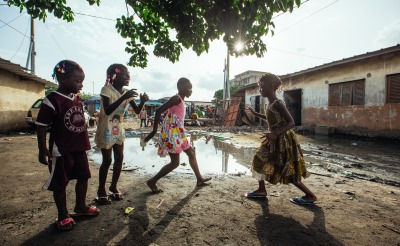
[143,78,211,193]
[245,73,317,205]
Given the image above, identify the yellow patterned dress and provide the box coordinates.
[252,99,310,184]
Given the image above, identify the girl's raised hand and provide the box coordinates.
[123,89,138,99]
[140,92,149,103]
[260,132,277,145]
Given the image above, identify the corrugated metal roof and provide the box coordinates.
[280,44,400,79]
[234,44,400,93]
[0,57,57,86]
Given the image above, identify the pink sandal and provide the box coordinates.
[71,206,100,217]
[55,217,76,231]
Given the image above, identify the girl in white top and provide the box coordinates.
[94,64,149,204]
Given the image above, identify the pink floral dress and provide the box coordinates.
[158,95,190,157]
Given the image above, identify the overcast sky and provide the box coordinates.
[1,0,399,101]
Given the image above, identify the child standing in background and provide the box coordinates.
[245,73,317,205]
[142,77,211,193]
[139,107,148,127]
[94,64,149,204]
[36,60,99,231]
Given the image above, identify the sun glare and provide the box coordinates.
[234,42,244,51]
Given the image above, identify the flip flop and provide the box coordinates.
[55,217,75,231]
[93,196,112,205]
[290,197,315,206]
[244,192,267,199]
[70,206,100,217]
[108,190,124,201]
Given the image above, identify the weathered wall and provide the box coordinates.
[0,70,44,132]
[283,53,400,138]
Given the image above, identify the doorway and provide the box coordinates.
[284,89,302,126]
[250,95,262,125]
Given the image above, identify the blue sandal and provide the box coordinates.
[290,197,315,205]
[244,192,267,199]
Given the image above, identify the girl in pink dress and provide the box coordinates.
[143,78,211,193]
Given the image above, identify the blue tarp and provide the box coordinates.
[83,95,101,105]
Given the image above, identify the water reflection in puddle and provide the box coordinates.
[89,133,254,176]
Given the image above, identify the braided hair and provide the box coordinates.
[105,63,126,86]
[260,73,283,93]
[260,73,282,89]
[52,60,83,83]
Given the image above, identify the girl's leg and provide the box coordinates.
[293,182,317,202]
[147,153,180,193]
[75,179,88,211]
[98,148,112,197]
[247,180,267,196]
[184,147,211,186]
[109,143,124,194]
[54,189,74,228]
[75,179,100,214]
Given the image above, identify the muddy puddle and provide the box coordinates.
[89,131,253,177]
[299,133,400,186]
[88,131,400,187]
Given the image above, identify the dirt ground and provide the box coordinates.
[0,122,399,246]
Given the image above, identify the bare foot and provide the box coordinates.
[302,195,317,202]
[249,189,267,196]
[147,180,163,194]
[197,177,212,186]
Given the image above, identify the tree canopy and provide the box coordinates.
[6,0,301,68]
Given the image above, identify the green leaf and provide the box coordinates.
[7,0,300,67]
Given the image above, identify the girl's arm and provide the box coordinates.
[144,95,181,142]
[37,126,51,165]
[129,93,149,114]
[102,89,137,115]
[246,106,266,119]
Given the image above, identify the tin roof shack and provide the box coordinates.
[0,58,56,132]
[281,45,400,139]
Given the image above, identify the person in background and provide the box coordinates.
[139,107,148,127]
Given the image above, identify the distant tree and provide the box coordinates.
[214,89,224,101]
[45,85,57,95]
[212,84,240,103]
[6,0,301,68]
[78,92,93,100]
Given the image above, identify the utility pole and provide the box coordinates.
[92,82,95,95]
[226,47,230,108]
[26,16,35,74]
[223,47,231,110]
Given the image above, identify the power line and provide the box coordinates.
[75,12,116,21]
[0,18,30,38]
[272,0,311,19]
[44,22,67,57]
[268,47,333,61]
[0,12,25,29]
[275,0,340,35]
[10,17,30,60]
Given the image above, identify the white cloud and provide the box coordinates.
[375,20,400,47]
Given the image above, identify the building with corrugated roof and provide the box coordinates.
[0,57,56,132]
[234,44,400,139]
